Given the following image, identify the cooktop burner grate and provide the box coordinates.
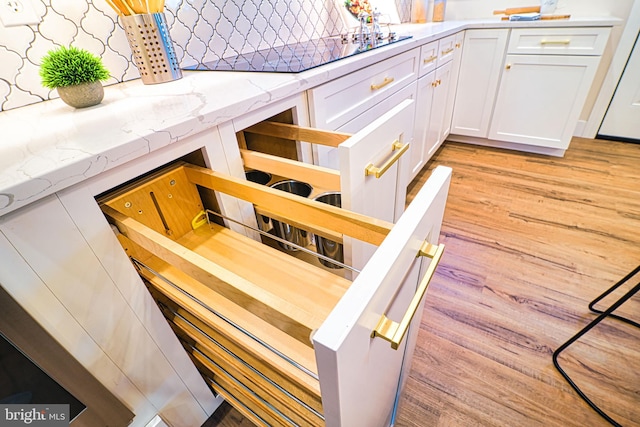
[183,35,412,73]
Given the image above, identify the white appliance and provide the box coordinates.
[599,31,640,141]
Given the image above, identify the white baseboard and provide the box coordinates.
[446,135,566,157]
[573,120,587,137]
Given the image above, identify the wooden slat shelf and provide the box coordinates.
[127,239,322,379]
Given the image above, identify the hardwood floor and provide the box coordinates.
[204,137,640,426]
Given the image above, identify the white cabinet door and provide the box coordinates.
[442,30,465,139]
[313,165,451,427]
[410,60,454,182]
[410,70,437,180]
[488,54,600,149]
[430,60,453,155]
[451,29,509,138]
[410,35,460,183]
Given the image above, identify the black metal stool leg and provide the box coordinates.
[552,266,640,427]
[588,264,640,329]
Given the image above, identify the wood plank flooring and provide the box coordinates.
[204,137,640,427]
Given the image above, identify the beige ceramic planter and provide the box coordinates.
[57,81,104,108]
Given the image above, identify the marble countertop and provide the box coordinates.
[0,17,620,217]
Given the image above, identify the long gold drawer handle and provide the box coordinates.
[372,242,445,350]
[441,47,454,55]
[423,55,437,64]
[364,140,409,178]
[370,77,395,91]
[540,39,571,45]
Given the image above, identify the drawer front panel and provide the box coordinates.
[507,27,611,56]
[313,166,451,427]
[419,40,438,77]
[437,33,456,67]
[308,48,419,130]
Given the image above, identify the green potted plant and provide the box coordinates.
[40,46,110,108]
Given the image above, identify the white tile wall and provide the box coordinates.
[0,0,411,112]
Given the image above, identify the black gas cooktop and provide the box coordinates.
[183,35,412,73]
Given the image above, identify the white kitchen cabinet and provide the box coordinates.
[488,54,600,149]
[0,224,135,426]
[227,93,415,270]
[308,48,419,133]
[410,32,461,181]
[450,27,611,154]
[337,98,414,226]
[0,192,216,427]
[430,62,454,156]
[410,67,437,179]
[599,31,640,140]
[442,31,465,138]
[488,27,610,150]
[307,49,419,206]
[410,62,452,180]
[98,159,452,427]
[334,85,415,227]
[234,88,415,229]
[450,29,509,138]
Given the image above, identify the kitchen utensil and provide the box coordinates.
[501,14,571,21]
[121,12,182,84]
[493,6,540,15]
[103,0,165,16]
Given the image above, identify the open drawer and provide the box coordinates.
[238,98,415,272]
[99,162,451,427]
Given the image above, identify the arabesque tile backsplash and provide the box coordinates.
[0,0,411,112]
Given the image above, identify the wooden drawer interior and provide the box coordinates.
[99,162,393,426]
[238,120,349,195]
[237,120,352,252]
[152,290,324,426]
[239,110,301,161]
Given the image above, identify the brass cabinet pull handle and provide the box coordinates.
[371,242,445,349]
[506,64,511,70]
[441,47,454,55]
[423,55,437,64]
[364,140,409,178]
[455,42,461,48]
[370,77,395,91]
[540,39,571,45]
